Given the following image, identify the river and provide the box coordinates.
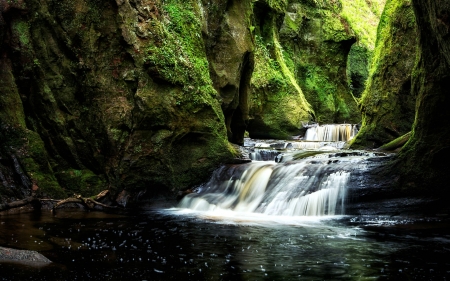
[1,130,449,280]
[0,208,449,280]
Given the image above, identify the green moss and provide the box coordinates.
[265,0,288,12]
[339,0,385,50]
[338,0,386,101]
[276,0,365,124]
[251,35,286,90]
[55,169,106,197]
[249,23,313,138]
[13,21,31,46]
[347,45,370,98]
[145,1,211,88]
[378,131,411,151]
[20,131,66,198]
[321,10,352,42]
[351,0,417,148]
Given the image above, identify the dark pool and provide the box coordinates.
[0,208,449,280]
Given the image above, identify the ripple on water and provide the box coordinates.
[0,209,448,280]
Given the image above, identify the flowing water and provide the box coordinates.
[180,150,383,217]
[1,126,449,280]
[304,124,359,142]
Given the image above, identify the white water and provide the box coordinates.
[178,152,371,217]
[304,124,358,142]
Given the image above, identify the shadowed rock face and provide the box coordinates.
[201,0,255,145]
[395,0,450,193]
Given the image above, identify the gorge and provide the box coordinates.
[1,0,450,279]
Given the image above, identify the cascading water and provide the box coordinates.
[179,150,384,216]
[304,124,358,142]
[178,124,379,217]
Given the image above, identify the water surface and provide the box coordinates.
[0,208,449,280]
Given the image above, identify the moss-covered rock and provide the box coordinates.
[394,0,450,193]
[0,0,236,202]
[350,0,417,148]
[275,0,365,124]
[201,0,255,144]
[340,0,386,100]
[247,0,313,139]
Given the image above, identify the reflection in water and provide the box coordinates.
[0,209,449,280]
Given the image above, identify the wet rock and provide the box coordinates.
[225,158,252,164]
[176,189,194,201]
[116,190,131,208]
[0,246,51,265]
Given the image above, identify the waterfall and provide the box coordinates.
[304,124,358,142]
[178,152,369,216]
[249,150,281,161]
[178,123,375,217]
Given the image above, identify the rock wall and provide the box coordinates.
[0,0,237,202]
[351,0,417,148]
[247,0,314,139]
[0,0,383,203]
[395,0,450,193]
[278,0,358,124]
[247,0,384,138]
[201,0,255,145]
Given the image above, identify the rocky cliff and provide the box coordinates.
[1,0,376,204]
[395,0,450,193]
[351,0,417,148]
[0,0,238,203]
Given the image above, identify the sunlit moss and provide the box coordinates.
[350,0,417,148]
[339,0,386,50]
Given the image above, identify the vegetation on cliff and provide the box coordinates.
[248,0,313,139]
[395,0,450,193]
[1,0,448,205]
[0,0,236,203]
[351,0,417,148]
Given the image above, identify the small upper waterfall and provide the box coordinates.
[304,124,358,142]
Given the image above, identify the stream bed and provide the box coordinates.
[1,208,449,280]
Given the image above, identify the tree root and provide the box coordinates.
[0,191,117,213]
[0,197,38,212]
[52,194,117,211]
